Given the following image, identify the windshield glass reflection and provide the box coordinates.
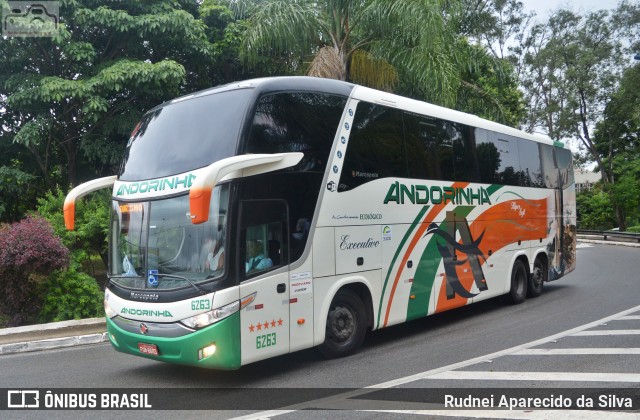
[110,184,229,290]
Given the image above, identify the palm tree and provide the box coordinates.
[226,0,518,123]
[228,0,463,101]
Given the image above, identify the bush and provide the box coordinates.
[39,270,104,322]
[0,216,70,326]
[36,188,110,279]
[576,189,616,230]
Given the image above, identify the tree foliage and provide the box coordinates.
[517,3,639,175]
[0,0,217,190]
[39,269,104,323]
[36,189,110,276]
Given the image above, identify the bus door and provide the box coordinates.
[238,200,290,365]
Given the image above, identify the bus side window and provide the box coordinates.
[477,133,521,186]
[339,102,406,192]
[239,200,288,280]
[404,112,438,180]
[518,138,544,187]
[476,128,501,184]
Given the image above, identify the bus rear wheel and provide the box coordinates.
[506,259,528,305]
[319,289,367,358]
[527,258,545,298]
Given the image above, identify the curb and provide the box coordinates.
[577,237,640,248]
[0,317,105,337]
[0,318,108,356]
[0,332,109,355]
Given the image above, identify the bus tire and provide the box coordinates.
[319,289,367,358]
[506,259,527,305]
[527,257,545,298]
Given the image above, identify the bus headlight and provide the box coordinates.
[181,301,240,329]
[104,299,117,319]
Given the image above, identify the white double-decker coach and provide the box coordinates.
[65,77,576,369]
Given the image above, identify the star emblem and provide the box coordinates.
[263,321,269,330]
[257,323,262,331]
[249,324,255,333]
[277,318,283,326]
[270,320,276,328]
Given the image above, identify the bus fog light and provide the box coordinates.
[198,344,216,360]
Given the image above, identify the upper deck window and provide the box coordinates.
[245,92,347,173]
[119,89,253,181]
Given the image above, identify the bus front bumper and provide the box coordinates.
[105,312,241,369]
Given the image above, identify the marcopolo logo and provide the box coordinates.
[384,181,491,206]
[121,307,173,318]
[116,173,196,197]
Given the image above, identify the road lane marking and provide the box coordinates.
[616,315,640,320]
[572,330,640,336]
[230,303,640,420]
[427,371,640,382]
[513,348,640,355]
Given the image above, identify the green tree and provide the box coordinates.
[593,64,640,230]
[458,0,535,62]
[0,0,217,190]
[453,44,525,126]
[517,3,639,229]
[519,4,639,177]
[232,1,492,108]
[576,188,616,230]
[36,189,110,279]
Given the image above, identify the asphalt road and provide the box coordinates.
[1,243,639,419]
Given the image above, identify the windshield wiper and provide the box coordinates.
[157,273,208,295]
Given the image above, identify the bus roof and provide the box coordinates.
[148,76,558,148]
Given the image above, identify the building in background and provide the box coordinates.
[574,168,601,193]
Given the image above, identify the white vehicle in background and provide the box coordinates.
[65,77,576,369]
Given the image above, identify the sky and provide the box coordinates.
[520,0,622,20]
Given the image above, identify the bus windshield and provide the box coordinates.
[110,184,229,290]
[119,89,253,181]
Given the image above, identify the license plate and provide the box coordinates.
[138,343,159,356]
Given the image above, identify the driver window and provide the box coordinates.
[239,200,288,279]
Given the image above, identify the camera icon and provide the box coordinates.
[2,1,59,37]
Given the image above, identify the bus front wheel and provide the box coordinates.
[319,289,367,358]
[506,259,528,305]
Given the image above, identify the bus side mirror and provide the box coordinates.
[189,153,303,224]
[64,175,117,230]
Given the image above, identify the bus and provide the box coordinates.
[64,76,576,369]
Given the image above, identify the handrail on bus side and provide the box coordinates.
[64,175,117,230]
[189,152,304,224]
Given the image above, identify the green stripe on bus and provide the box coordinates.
[554,141,564,148]
[376,205,429,328]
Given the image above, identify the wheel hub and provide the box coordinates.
[329,306,355,342]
